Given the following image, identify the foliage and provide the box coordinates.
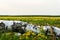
[0,32,19,40]
[20,31,47,40]
[0,16,60,40]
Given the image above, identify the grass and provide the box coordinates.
[0,16,60,40]
[0,31,47,40]
[0,16,60,27]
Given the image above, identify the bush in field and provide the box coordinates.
[19,31,36,40]
[19,31,47,40]
[33,34,47,40]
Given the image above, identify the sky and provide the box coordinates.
[0,0,60,15]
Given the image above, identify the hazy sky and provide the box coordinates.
[0,0,60,15]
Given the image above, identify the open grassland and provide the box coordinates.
[0,16,60,27]
[0,16,60,40]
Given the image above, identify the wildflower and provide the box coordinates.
[32,32,36,35]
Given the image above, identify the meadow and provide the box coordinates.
[0,16,60,40]
[0,16,60,27]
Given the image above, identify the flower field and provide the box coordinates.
[0,16,60,40]
[0,16,60,26]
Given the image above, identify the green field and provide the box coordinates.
[0,16,60,27]
[0,15,60,40]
